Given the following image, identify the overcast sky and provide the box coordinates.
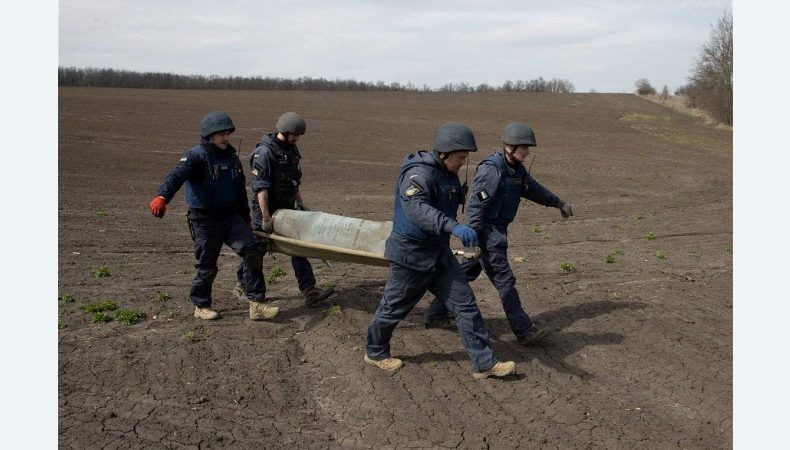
[59,0,730,92]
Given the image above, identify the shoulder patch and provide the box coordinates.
[404,185,422,197]
[251,169,259,176]
[179,156,187,162]
[476,190,490,201]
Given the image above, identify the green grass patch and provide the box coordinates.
[114,309,145,325]
[82,300,118,313]
[656,251,667,260]
[96,211,109,217]
[645,232,657,241]
[265,265,287,284]
[606,254,616,264]
[92,265,111,277]
[59,294,75,305]
[637,214,645,220]
[90,312,112,324]
[560,262,576,273]
[156,291,171,302]
[532,225,542,233]
[327,304,342,315]
[58,320,65,330]
[182,328,201,342]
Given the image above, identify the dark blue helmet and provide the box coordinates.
[432,122,478,153]
[200,111,236,138]
[276,112,307,135]
[502,122,537,146]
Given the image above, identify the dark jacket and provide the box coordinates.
[386,151,462,271]
[157,141,250,221]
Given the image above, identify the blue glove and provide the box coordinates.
[452,224,478,248]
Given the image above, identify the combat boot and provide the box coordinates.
[232,282,248,302]
[516,324,551,346]
[194,306,220,320]
[364,354,403,372]
[472,361,516,379]
[302,286,335,307]
[249,301,279,321]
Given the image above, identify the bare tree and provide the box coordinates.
[684,11,733,125]
[635,78,657,95]
[660,85,669,102]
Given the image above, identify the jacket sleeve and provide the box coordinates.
[466,162,501,231]
[399,168,459,235]
[250,147,274,193]
[156,150,201,202]
[523,173,561,207]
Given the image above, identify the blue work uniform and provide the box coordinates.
[426,150,560,337]
[242,133,316,291]
[366,150,497,373]
[157,140,266,307]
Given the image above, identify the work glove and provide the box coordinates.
[295,200,309,211]
[452,224,478,248]
[262,218,274,233]
[149,196,167,218]
[558,200,574,219]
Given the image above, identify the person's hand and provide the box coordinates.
[149,196,167,218]
[558,200,574,219]
[262,218,274,233]
[452,224,478,248]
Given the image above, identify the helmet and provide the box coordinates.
[276,112,307,135]
[502,122,537,146]
[432,122,478,153]
[200,111,236,138]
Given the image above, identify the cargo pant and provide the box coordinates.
[425,250,534,338]
[366,258,498,373]
[190,215,266,307]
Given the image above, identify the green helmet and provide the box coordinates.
[200,111,236,138]
[276,112,307,135]
[502,122,537,146]
[432,122,478,153]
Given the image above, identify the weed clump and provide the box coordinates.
[645,232,657,241]
[114,309,145,325]
[327,305,342,315]
[156,292,171,302]
[265,265,287,284]
[91,312,112,324]
[560,262,576,273]
[92,266,111,277]
[59,294,75,305]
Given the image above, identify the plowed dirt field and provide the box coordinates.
[59,88,732,448]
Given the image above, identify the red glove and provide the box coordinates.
[149,196,167,218]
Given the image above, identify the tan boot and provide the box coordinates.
[249,301,279,320]
[364,354,403,372]
[472,361,516,379]
[232,282,248,302]
[302,286,335,307]
[194,306,219,320]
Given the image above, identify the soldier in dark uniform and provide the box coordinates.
[237,112,335,307]
[149,111,278,321]
[425,122,573,344]
[364,122,516,379]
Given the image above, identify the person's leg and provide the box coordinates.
[425,257,483,325]
[480,251,533,337]
[366,264,433,360]
[291,256,316,292]
[225,215,267,302]
[189,219,224,308]
[430,258,497,373]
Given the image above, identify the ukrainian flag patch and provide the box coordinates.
[476,190,489,201]
[404,185,421,197]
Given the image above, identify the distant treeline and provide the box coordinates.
[58,67,575,93]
